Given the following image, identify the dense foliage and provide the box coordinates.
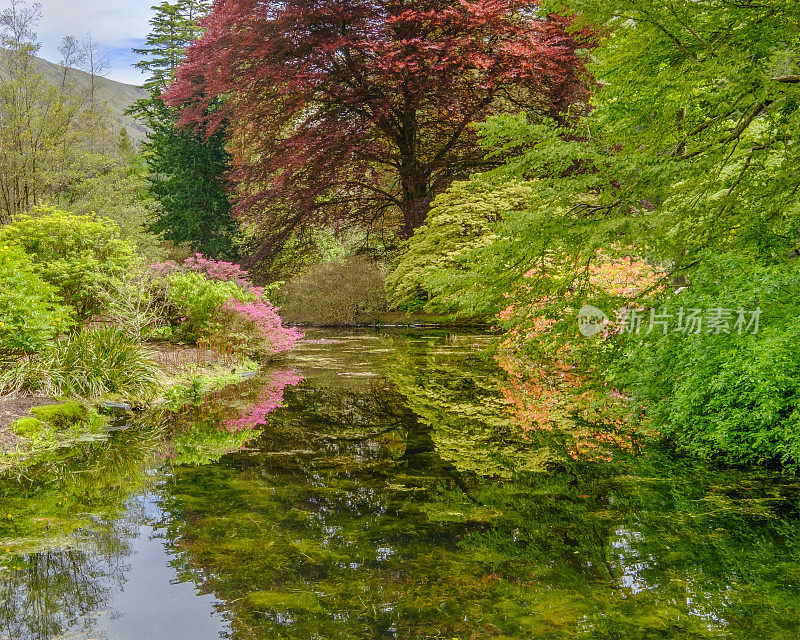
[280,256,387,325]
[165,0,593,262]
[0,244,72,356]
[4,326,163,399]
[613,256,800,467]
[0,209,135,321]
[381,0,800,466]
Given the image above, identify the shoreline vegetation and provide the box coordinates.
[0,208,303,469]
[2,0,800,476]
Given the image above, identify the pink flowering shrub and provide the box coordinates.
[152,253,252,289]
[224,369,304,432]
[223,297,302,359]
[152,253,301,358]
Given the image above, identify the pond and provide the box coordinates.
[1,329,799,639]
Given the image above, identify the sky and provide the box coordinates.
[36,0,154,85]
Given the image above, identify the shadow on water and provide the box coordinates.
[1,328,799,639]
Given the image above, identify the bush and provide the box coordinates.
[280,256,387,325]
[164,271,254,343]
[221,299,302,359]
[0,244,73,356]
[100,265,170,340]
[1,326,162,399]
[152,253,252,288]
[0,208,135,320]
[613,254,800,468]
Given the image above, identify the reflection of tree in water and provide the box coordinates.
[154,337,800,639]
[0,430,161,640]
[0,524,133,640]
[3,335,797,639]
[386,340,556,477]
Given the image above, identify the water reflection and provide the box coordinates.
[0,330,798,639]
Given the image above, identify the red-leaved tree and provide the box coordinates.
[165,0,594,259]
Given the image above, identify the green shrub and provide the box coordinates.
[165,271,254,343]
[0,208,136,320]
[2,326,162,399]
[0,244,73,356]
[613,254,800,468]
[279,256,387,325]
[100,265,171,340]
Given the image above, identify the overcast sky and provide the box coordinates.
[36,0,154,85]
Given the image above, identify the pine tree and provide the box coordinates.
[129,0,239,260]
[132,0,204,95]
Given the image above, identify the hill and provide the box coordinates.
[0,50,150,145]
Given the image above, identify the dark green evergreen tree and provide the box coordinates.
[129,0,239,260]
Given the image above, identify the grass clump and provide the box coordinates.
[2,327,162,400]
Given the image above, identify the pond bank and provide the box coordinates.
[0,341,263,465]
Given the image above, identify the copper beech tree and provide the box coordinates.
[165,0,593,258]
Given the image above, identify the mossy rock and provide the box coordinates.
[30,402,89,428]
[12,416,46,437]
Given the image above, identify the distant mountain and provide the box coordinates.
[0,50,150,145]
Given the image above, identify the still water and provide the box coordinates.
[1,330,799,639]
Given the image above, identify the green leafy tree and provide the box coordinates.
[0,208,135,321]
[409,0,800,317]
[130,0,239,260]
[387,0,800,466]
[0,0,117,224]
[386,179,533,313]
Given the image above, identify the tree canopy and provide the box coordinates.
[165,0,594,261]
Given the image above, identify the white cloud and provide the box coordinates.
[35,0,155,85]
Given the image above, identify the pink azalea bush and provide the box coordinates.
[152,253,252,289]
[152,254,302,359]
[225,297,302,357]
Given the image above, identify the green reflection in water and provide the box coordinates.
[1,329,799,640]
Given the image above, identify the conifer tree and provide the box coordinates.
[130,0,239,260]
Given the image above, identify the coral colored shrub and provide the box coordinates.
[155,256,301,359]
